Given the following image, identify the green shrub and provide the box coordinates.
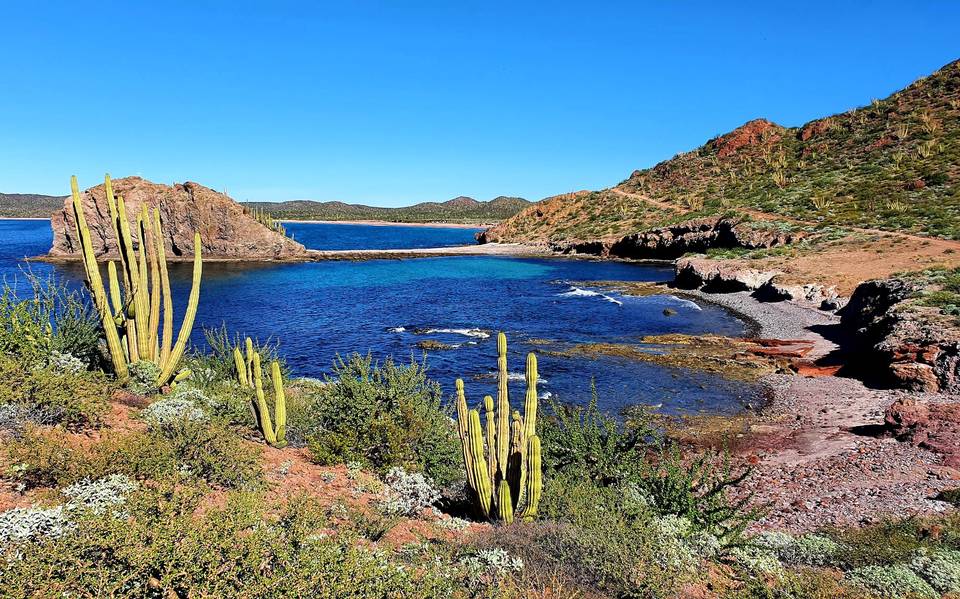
[845,564,937,598]
[538,392,653,486]
[304,354,460,487]
[0,274,101,368]
[5,420,261,490]
[0,486,456,598]
[635,445,760,546]
[0,354,111,428]
[910,547,960,595]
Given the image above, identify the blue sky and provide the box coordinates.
[1,2,957,205]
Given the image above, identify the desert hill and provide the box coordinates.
[242,195,530,224]
[484,59,960,245]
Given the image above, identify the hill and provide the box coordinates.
[0,193,67,218]
[243,195,530,224]
[484,59,960,245]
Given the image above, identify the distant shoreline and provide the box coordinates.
[0,217,51,221]
[279,219,488,229]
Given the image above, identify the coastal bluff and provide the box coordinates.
[48,176,308,261]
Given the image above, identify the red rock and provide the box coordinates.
[48,176,308,261]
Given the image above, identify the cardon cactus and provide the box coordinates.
[236,337,287,447]
[70,174,202,387]
[455,332,542,523]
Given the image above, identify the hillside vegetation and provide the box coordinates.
[243,195,530,224]
[0,193,66,218]
[487,59,960,243]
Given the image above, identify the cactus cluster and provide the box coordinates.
[456,332,542,523]
[234,338,287,447]
[248,206,286,237]
[70,175,202,387]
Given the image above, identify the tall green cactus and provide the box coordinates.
[236,337,287,448]
[71,174,202,387]
[455,332,542,523]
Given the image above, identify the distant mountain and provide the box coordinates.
[0,193,67,218]
[242,195,530,224]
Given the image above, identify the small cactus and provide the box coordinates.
[455,332,542,523]
[236,337,287,448]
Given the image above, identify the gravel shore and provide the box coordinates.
[672,289,960,531]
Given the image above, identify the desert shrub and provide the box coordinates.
[379,466,441,518]
[0,354,111,428]
[0,274,101,368]
[724,566,846,598]
[191,325,288,385]
[757,532,845,568]
[126,360,162,395]
[140,394,209,433]
[5,421,261,490]
[304,353,460,487]
[910,547,960,594]
[0,487,456,598]
[636,444,760,546]
[845,564,937,598]
[538,393,653,485]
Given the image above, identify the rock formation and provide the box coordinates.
[48,177,308,261]
[840,279,960,392]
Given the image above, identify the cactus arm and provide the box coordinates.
[508,410,526,509]
[134,213,151,360]
[495,332,510,478]
[251,351,277,446]
[466,410,491,518]
[524,353,538,438]
[271,360,287,447]
[496,479,514,524]
[141,207,161,361]
[483,394,496,483]
[521,435,542,520]
[454,379,476,492]
[245,337,255,388]
[155,232,202,387]
[152,209,174,368]
[70,176,128,381]
[234,347,248,387]
[106,261,123,320]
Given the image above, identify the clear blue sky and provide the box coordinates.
[1,2,957,205]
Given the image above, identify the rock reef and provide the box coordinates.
[48,177,308,261]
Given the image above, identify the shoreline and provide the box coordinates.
[0,217,51,221]
[279,219,490,229]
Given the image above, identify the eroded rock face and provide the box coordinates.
[674,257,778,292]
[840,278,960,392]
[49,177,307,261]
[885,399,960,467]
[542,216,799,260]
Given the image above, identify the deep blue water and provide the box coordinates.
[284,221,482,250]
[0,219,759,414]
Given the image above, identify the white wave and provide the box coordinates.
[388,327,406,333]
[422,328,490,339]
[661,295,702,311]
[539,391,553,400]
[559,286,601,298]
[559,286,623,306]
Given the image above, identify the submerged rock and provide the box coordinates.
[48,176,308,261]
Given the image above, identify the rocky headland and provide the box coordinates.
[48,176,309,262]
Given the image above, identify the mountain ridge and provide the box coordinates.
[242,195,530,223]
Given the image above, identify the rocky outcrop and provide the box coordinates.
[840,278,960,392]
[49,177,308,261]
[674,257,778,292]
[884,399,960,467]
[538,216,800,260]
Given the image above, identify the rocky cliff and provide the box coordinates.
[48,177,308,261]
[839,279,960,393]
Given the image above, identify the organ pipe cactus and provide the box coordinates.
[70,174,202,386]
[455,332,542,523]
[236,337,287,447]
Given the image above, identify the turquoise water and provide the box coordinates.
[0,219,759,414]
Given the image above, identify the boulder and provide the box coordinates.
[885,399,960,467]
[48,176,308,261]
[674,257,778,292]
